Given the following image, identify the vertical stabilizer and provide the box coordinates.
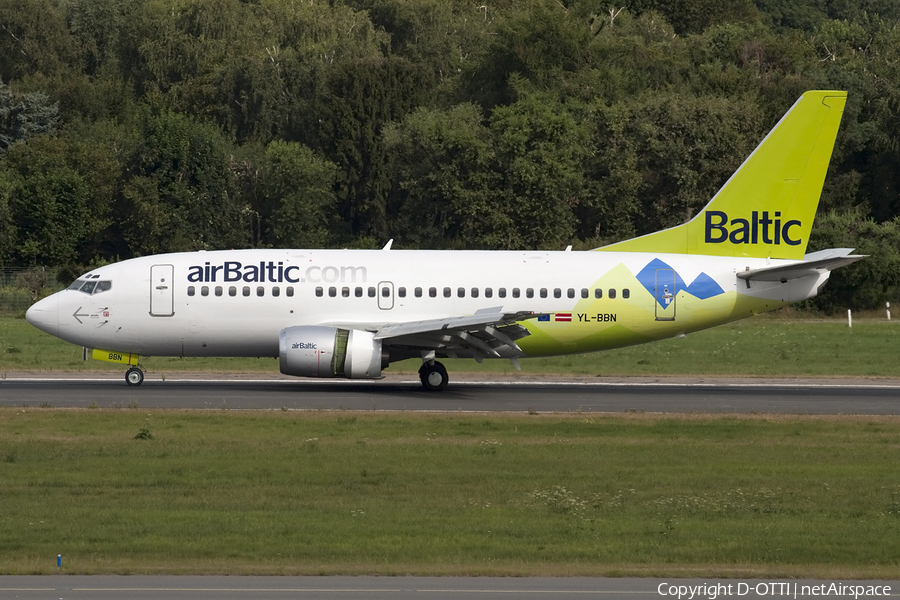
[597,91,847,260]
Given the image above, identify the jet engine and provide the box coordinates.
[279,326,385,379]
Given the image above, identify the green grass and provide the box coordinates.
[2,314,900,378]
[1,410,898,577]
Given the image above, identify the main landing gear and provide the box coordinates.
[418,361,448,392]
[125,366,145,386]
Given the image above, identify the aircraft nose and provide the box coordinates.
[25,294,59,337]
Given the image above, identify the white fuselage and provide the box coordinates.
[26,248,826,361]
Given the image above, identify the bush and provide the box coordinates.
[808,210,900,313]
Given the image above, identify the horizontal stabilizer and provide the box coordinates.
[736,248,864,282]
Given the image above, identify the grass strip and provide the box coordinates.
[0,316,900,377]
[2,315,900,378]
[1,409,898,577]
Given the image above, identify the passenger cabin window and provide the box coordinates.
[215,286,223,297]
[499,288,507,298]
[243,286,250,297]
[429,287,437,298]
[315,287,324,297]
[381,286,390,298]
[415,287,423,298]
[201,286,209,297]
[623,288,630,299]
[368,287,376,298]
[484,288,492,298]
[229,286,237,297]
[398,287,406,298]
[329,287,337,297]
[526,288,534,299]
[595,289,603,299]
[342,287,350,298]
[272,286,280,297]
[581,288,589,299]
[187,286,195,297]
[457,287,465,298]
[443,287,451,298]
[257,286,264,297]
[568,288,575,299]
[286,287,294,297]
[554,288,562,299]
[512,288,520,298]
[355,287,363,298]
[609,289,617,299]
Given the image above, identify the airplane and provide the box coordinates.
[26,90,863,391]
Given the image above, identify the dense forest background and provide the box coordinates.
[1,0,899,311]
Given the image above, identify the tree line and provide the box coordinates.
[1,0,899,311]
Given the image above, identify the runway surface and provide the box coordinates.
[1,375,900,414]
[1,576,897,600]
[3,377,899,598]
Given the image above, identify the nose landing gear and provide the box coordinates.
[125,366,145,386]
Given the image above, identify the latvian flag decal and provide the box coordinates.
[554,313,572,322]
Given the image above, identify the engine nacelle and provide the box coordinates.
[279,326,384,379]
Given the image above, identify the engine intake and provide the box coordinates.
[279,326,384,379]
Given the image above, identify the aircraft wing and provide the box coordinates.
[372,307,542,360]
[737,248,865,283]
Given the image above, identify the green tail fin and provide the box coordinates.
[597,91,847,260]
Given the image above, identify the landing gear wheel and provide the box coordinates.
[125,367,144,386]
[419,361,448,392]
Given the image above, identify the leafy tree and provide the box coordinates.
[258,140,338,248]
[116,105,248,255]
[490,93,587,249]
[304,56,433,241]
[576,101,642,246]
[2,135,109,266]
[0,0,78,82]
[385,103,505,248]
[354,0,495,98]
[808,210,900,312]
[464,0,599,108]
[0,83,59,152]
[596,93,765,235]
[628,0,759,35]
[752,0,827,31]
[0,168,13,266]
[67,0,125,76]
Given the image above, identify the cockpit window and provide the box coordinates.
[68,279,112,294]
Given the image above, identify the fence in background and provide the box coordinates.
[0,268,61,314]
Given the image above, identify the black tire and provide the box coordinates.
[125,367,144,386]
[419,361,448,392]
